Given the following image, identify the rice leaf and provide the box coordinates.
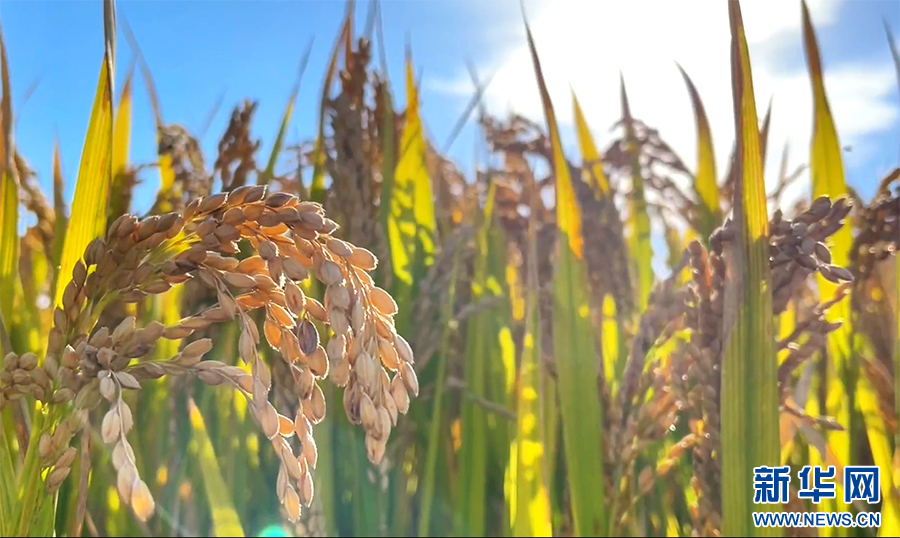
[759,98,772,170]
[572,91,609,197]
[51,140,67,281]
[526,19,607,537]
[721,2,780,535]
[260,40,312,186]
[486,208,515,481]
[457,181,498,537]
[0,421,13,537]
[404,51,437,276]
[109,66,133,221]
[571,90,626,388]
[510,167,552,538]
[800,4,863,530]
[387,52,436,332]
[805,4,900,533]
[888,18,900,491]
[54,1,115,307]
[855,356,900,536]
[17,236,48,356]
[0,25,14,528]
[677,64,720,240]
[620,76,654,311]
[187,399,246,537]
[0,24,15,337]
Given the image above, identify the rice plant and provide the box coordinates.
[1,0,898,537]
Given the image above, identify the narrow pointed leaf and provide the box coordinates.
[51,140,67,280]
[387,53,436,332]
[887,19,900,494]
[803,3,900,532]
[526,20,607,537]
[510,175,552,538]
[55,5,115,307]
[458,180,509,536]
[572,92,609,197]
[721,2,780,535]
[0,25,15,335]
[677,64,720,239]
[109,68,133,221]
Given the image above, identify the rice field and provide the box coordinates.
[0,0,898,537]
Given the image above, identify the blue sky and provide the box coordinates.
[2,0,898,225]
[1,0,493,216]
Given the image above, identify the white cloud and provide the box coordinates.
[431,0,898,205]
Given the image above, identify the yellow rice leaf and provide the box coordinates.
[387,53,436,315]
[857,371,900,536]
[112,70,132,182]
[109,68,133,220]
[800,5,895,532]
[0,25,15,335]
[677,64,720,240]
[404,55,436,267]
[721,2,781,535]
[510,174,552,536]
[572,91,609,197]
[526,19,607,537]
[55,10,115,308]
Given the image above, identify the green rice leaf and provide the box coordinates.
[721,2,780,535]
[526,18,607,537]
